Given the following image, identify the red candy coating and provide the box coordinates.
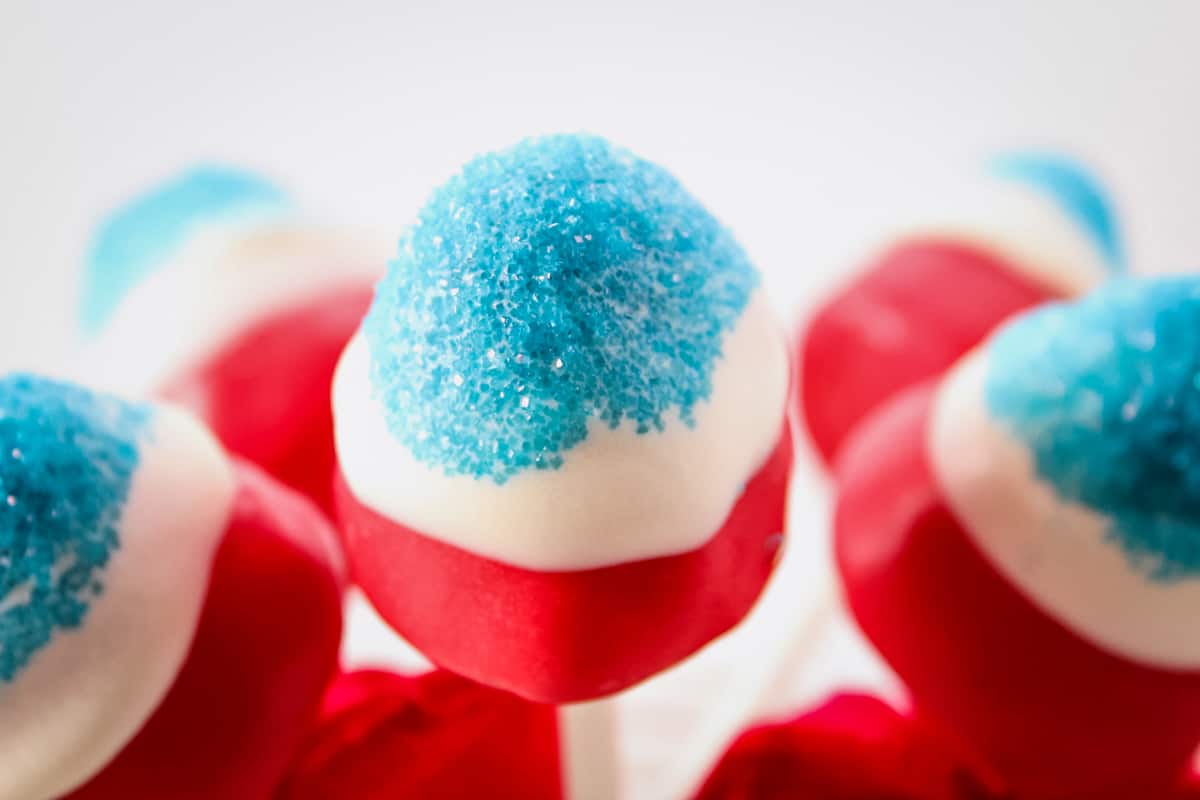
[797,240,1054,466]
[68,460,345,800]
[835,384,1200,799]
[276,669,562,800]
[335,420,793,704]
[162,282,375,516]
[696,693,998,800]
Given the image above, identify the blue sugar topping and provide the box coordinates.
[991,151,1125,273]
[365,133,760,483]
[985,277,1200,580]
[81,165,289,334]
[0,373,149,682]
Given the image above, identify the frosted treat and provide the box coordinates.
[334,134,792,703]
[0,373,344,800]
[835,277,1200,799]
[80,166,385,512]
[798,153,1123,466]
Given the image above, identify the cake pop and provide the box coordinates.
[798,153,1122,466]
[0,373,343,800]
[333,134,793,703]
[80,166,384,513]
[836,277,1200,798]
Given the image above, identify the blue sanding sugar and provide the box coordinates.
[81,165,288,334]
[990,151,1125,273]
[0,373,150,682]
[985,277,1200,580]
[365,133,760,483]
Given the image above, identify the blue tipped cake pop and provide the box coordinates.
[332,133,792,704]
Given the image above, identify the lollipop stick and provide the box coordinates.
[560,698,621,799]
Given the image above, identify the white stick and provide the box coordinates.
[604,446,835,799]
[560,697,621,800]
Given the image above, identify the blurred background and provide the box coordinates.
[4,1,1199,796]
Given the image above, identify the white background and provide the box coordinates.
[4,0,1200,371]
[3,1,1200,796]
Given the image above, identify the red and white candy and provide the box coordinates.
[0,375,343,799]
[835,279,1200,798]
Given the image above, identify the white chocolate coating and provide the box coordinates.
[334,291,790,571]
[0,405,236,800]
[930,350,1200,669]
[78,223,389,395]
[896,175,1111,296]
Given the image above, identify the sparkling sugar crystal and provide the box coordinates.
[365,134,759,483]
[986,277,1200,580]
[0,374,149,681]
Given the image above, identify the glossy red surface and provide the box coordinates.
[335,420,793,704]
